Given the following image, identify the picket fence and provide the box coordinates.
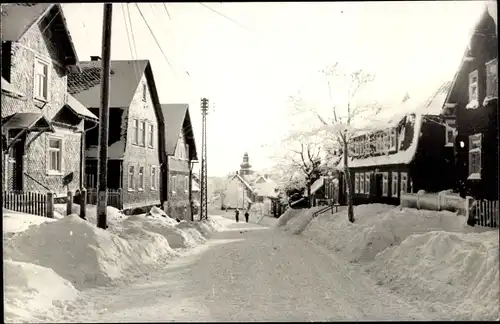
[2,190,54,217]
[86,188,123,209]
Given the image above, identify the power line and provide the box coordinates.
[135,3,177,78]
[126,4,139,61]
[198,3,256,35]
[122,3,141,81]
[163,3,172,20]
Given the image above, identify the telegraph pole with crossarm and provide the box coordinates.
[199,98,209,221]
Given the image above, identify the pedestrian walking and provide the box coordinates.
[244,210,249,223]
[235,208,240,222]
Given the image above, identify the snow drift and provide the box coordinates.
[370,230,499,320]
[4,260,79,323]
[54,204,126,227]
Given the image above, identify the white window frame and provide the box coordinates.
[142,83,147,102]
[184,175,189,193]
[445,119,456,147]
[47,135,63,175]
[171,175,177,195]
[354,173,359,194]
[364,173,370,194]
[185,143,189,160]
[359,173,365,194]
[34,58,49,101]
[382,172,389,197]
[150,166,157,190]
[485,58,498,100]
[139,121,146,146]
[132,118,139,145]
[400,172,408,194]
[391,172,399,198]
[383,132,389,152]
[468,70,479,106]
[389,129,397,151]
[148,124,154,148]
[364,136,370,154]
[138,166,145,191]
[128,165,135,191]
[468,133,482,180]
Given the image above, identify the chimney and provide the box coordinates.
[90,56,101,61]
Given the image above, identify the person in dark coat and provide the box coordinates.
[244,210,249,223]
[235,208,240,222]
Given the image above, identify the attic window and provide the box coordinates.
[485,58,498,103]
[142,83,147,102]
[467,70,479,109]
[445,119,456,147]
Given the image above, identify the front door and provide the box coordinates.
[7,131,26,191]
[375,174,383,201]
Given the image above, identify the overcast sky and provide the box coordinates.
[62,1,486,176]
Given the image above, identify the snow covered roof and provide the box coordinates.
[161,103,198,160]
[192,180,200,192]
[254,180,279,198]
[1,77,25,99]
[310,177,324,194]
[337,82,450,169]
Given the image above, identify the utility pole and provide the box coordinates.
[97,3,113,230]
[200,98,209,221]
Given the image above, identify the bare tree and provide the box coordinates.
[290,63,378,223]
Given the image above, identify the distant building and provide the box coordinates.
[225,153,279,214]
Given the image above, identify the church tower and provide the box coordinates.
[239,152,252,176]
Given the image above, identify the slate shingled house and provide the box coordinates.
[68,58,167,211]
[1,4,98,196]
[442,3,498,201]
[160,103,198,221]
[338,82,455,206]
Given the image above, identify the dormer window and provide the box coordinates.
[142,83,147,102]
[445,119,456,147]
[485,58,498,104]
[467,70,479,109]
[389,129,397,151]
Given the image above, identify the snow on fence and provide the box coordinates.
[400,190,465,215]
[465,197,499,228]
[86,188,123,209]
[2,190,54,217]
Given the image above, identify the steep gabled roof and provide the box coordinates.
[161,103,198,160]
[68,60,149,108]
[1,4,78,65]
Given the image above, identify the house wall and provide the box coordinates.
[450,10,498,200]
[1,17,82,195]
[225,177,250,209]
[411,119,456,193]
[166,155,191,220]
[122,74,161,209]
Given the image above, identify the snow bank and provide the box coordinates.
[4,260,79,323]
[284,204,492,263]
[370,230,499,320]
[276,208,302,227]
[3,209,56,234]
[284,206,326,235]
[54,204,126,227]
[3,215,178,290]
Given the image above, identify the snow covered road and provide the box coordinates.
[62,218,431,322]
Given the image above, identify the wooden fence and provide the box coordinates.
[465,197,499,228]
[86,188,123,209]
[2,191,54,217]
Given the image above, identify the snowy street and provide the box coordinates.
[61,215,429,322]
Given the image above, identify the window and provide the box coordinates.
[48,137,62,173]
[389,129,397,150]
[184,176,189,193]
[382,172,388,197]
[148,124,154,148]
[34,59,49,100]
[150,166,157,190]
[359,173,365,194]
[468,133,482,180]
[486,58,498,99]
[171,175,177,195]
[391,172,399,198]
[142,83,147,102]
[445,119,456,147]
[185,143,189,160]
[364,137,370,154]
[468,70,478,102]
[376,134,382,152]
[139,121,146,146]
[128,166,135,191]
[365,173,370,194]
[132,119,139,145]
[138,166,144,190]
[401,172,408,193]
[383,133,389,151]
[175,135,187,159]
[354,173,359,193]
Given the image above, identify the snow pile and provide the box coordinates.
[3,215,177,290]
[370,230,499,320]
[54,203,127,227]
[276,208,302,227]
[3,209,56,233]
[284,206,326,235]
[3,260,79,323]
[149,206,178,226]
